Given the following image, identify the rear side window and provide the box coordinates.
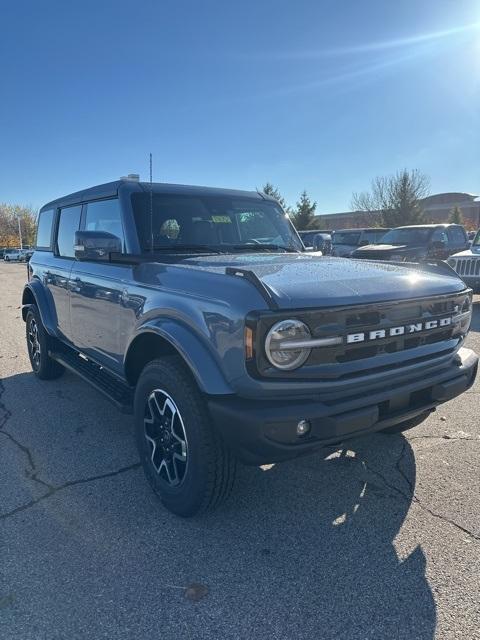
[432,228,448,244]
[36,209,54,250]
[84,199,125,250]
[448,226,466,245]
[57,206,82,258]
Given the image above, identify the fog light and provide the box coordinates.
[296,419,311,437]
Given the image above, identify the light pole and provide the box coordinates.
[17,215,23,249]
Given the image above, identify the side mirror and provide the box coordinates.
[74,230,122,261]
[431,240,446,250]
[359,239,369,246]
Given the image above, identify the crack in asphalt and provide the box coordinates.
[364,437,480,542]
[0,462,141,522]
[0,377,12,430]
[0,377,57,492]
[1,373,141,523]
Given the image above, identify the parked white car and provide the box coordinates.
[3,248,24,262]
[448,230,480,292]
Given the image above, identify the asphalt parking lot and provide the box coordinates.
[0,262,479,640]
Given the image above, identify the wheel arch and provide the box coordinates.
[21,281,59,336]
[124,323,234,396]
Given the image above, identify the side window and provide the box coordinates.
[449,226,466,245]
[432,228,448,244]
[35,209,54,250]
[84,199,125,250]
[57,206,82,258]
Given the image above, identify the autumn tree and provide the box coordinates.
[0,204,37,248]
[351,169,430,227]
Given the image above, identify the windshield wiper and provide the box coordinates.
[228,244,300,253]
[152,244,224,254]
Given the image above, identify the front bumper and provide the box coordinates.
[208,347,478,465]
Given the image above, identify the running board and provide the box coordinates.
[49,346,134,413]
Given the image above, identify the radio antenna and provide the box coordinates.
[149,152,154,253]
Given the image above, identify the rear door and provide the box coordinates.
[46,205,82,341]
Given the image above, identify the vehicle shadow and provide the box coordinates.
[0,370,435,640]
[470,298,480,332]
[193,435,435,639]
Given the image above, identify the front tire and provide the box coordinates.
[25,306,65,380]
[134,357,237,517]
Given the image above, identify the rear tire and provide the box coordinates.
[26,306,65,380]
[134,357,237,517]
[380,412,430,435]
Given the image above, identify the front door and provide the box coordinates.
[69,198,134,373]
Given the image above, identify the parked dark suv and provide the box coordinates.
[22,179,478,516]
[331,228,390,257]
[352,224,469,262]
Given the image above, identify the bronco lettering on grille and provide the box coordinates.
[346,316,453,344]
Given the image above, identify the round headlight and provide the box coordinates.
[265,319,311,370]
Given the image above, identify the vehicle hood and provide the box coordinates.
[353,243,425,253]
[451,247,480,258]
[174,253,465,309]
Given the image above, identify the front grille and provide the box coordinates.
[252,292,471,380]
[307,298,461,366]
[449,257,480,277]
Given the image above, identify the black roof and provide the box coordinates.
[333,227,391,232]
[395,224,462,229]
[40,180,269,212]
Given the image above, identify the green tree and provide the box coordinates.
[262,183,288,210]
[292,190,318,230]
[449,205,464,225]
[351,169,429,227]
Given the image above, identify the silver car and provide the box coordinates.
[448,230,480,292]
[3,248,24,262]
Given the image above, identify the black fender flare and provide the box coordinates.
[22,279,60,337]
[124,320,234,396]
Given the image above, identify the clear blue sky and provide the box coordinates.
[1,0,479,214]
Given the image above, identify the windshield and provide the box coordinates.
[299,231,318,247]
[381,227,433,245]
[131,194,303,253]
[333,231,361,245]
[473,231,480,246]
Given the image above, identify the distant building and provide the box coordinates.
[320,192,480,230]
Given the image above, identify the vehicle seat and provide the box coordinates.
[180,220,218,245]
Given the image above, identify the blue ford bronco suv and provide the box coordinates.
[23,178,478,516]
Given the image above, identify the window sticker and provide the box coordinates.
[212,215,231,223]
